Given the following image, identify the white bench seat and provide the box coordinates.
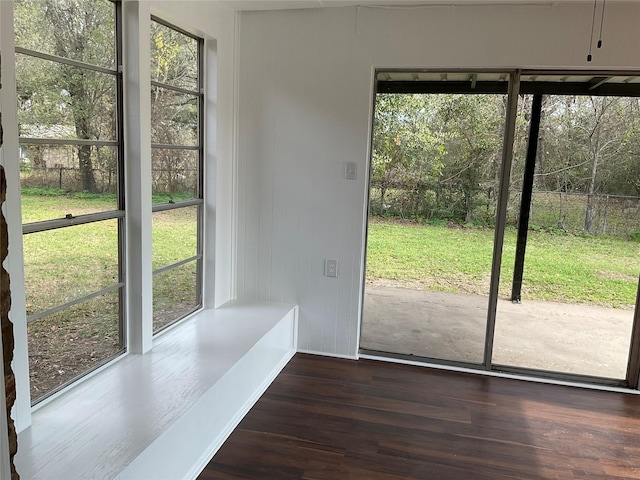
[16,301,298,480]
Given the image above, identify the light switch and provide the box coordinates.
[325,259,338,277]
[345,162,357,180]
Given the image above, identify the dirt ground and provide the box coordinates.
[361,284,636,379]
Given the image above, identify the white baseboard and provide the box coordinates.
[297,349,359,360]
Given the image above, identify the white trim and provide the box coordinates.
[0,317,11,480]
[359,353,640,395]
[297,349,359,361]
[123,1,153,354]
[203,36,218,309]
[355,65,379,359]
[0,5,14,463]
[16,302,297,480]
[0,0,31,432]
[230,10,241,303]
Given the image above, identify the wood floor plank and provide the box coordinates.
[198,354,640,480]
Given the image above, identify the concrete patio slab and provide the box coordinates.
[361,285,635,380]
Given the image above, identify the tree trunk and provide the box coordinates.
[74,105,97,193]
[584,139,600,234]
[534,97,547,190]
[31,145,45,169]
[465,189,473,223]
[78,144,96,193]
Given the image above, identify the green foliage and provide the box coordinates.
[73,191,118,201]
[371,91,640,234]
[15,1,200,197]
[152,192,197,204]
[21,187,68,197]
[372,93,505,222]
[367,218,640,308]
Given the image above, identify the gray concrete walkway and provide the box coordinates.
[361,285,635,379]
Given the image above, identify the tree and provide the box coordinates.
[150,20,200,196]
[371,90,640,231]
[433,94,504,223]
[372,93,508,223]
[15,0,116,194]
[372,94,445,217]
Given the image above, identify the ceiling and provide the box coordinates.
[378,72,640,84]
[213,0,579,11]
[376,71,640,96]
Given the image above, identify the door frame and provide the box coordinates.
[359,68,640,390]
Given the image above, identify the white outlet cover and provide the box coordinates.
[325,259,338,277]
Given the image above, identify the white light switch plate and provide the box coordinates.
[345,162,357,180]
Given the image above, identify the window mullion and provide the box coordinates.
[23,210,125,235]
[123,0,154,354]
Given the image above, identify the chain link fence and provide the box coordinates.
[508,191,640,239]
[370,182,640,239]
[20,166,198,197]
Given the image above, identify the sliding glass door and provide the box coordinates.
[361,70,640,388]
[361,73,513,366]
[493,93,640,382]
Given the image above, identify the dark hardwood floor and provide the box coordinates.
[198,353,640,480]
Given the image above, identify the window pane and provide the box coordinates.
[17,54,117,142]
[361,92,507,364]
[493,94,640,380]
[23,220,119,317]
[151,148,199,203]
[150,21,198,92]
[28,289,122,403]
[14,0,116,69]
[152,206,198,270]
[153,262,199,332]
[20,145,119,222]
[151,86,198,146]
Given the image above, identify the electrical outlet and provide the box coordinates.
[325,259,338,277]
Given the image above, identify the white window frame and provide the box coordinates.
[150,16,204,335]
[15,0,126,405]
[2,0,218,434]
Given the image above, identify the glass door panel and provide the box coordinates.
[361,90,509,364]
[493,94,640,380]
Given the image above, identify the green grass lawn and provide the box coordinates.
[22,192,198,318]
[22,191,199,400]
[366,218,640,308]
[19,192,640,399]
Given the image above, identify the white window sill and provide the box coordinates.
[15,300,298,480]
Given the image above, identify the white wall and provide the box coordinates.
[235,2,640,357]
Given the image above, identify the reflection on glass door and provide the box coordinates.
[361,84,509,365]
[493,94,640,380]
